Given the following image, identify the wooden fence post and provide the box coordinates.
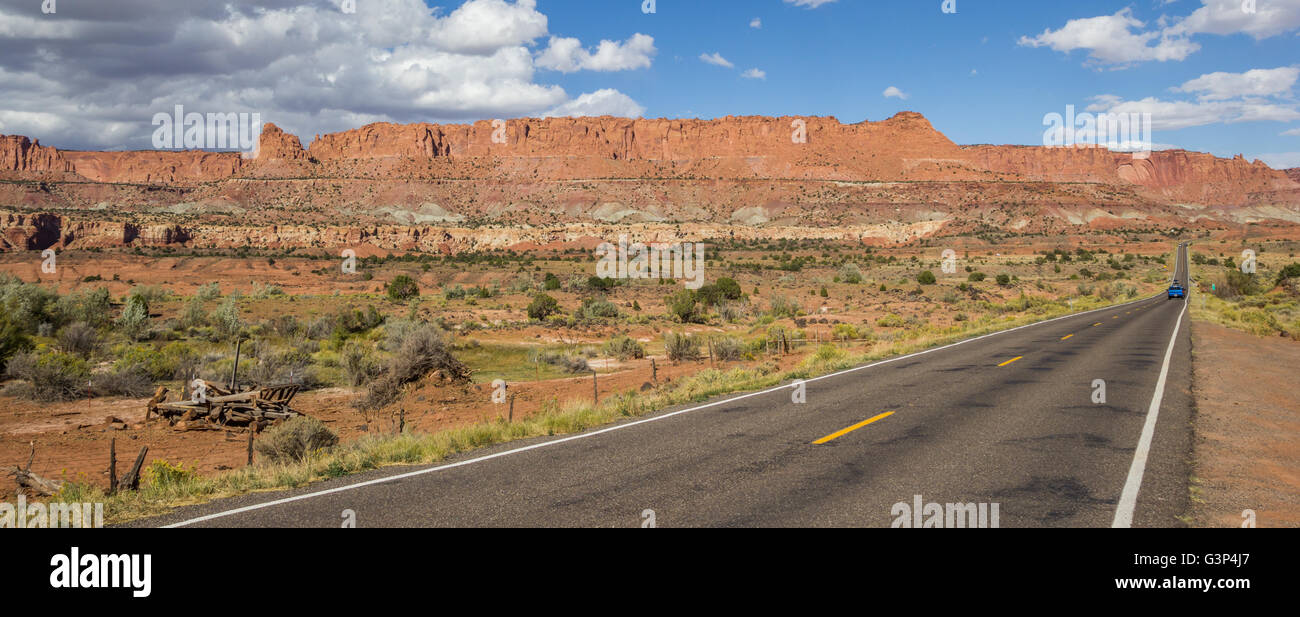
[592,370,599,405]
[230,339,242,391]
[651,358,658,383]
[246,430,254,466]
[120,446,148,491]
[108,438,117,495]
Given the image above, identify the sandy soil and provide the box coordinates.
[1189,321,1300,527]
[0,348,820,502]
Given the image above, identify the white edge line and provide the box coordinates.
[1112,257,1189,528]
[164,293,1161,528]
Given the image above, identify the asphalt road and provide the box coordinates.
[137,244,1194,528]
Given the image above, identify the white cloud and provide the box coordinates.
[784,0,838,8]
[1021,2,1300,67]
[1167,0,1300,40]
[1251,152,1300,169]
[741,68,766,80]
[426,0,549,55]
[1173,67,1300,100]
[544,89,645,118]
[536,33,656,73]
[699,52,734,68]
[1018,9,1199,65]
[1085,95,1300,130]
[1282,127,1300,136]
[0,0,650,149]
[883,86,909,100]
[750,18,762,29]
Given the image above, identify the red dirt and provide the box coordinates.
[1189,321,1300,527]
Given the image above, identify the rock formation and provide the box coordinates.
[2,112,1298,251]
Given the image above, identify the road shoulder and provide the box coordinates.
[1189,320,1300,527]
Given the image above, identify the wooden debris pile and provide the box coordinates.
[148,381,303,431]
[5,444,63,496]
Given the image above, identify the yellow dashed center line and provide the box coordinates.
[998,356,1024,367]
[1061,334,1074,341]
[813,412,896,445]
[1093,322,1102,327]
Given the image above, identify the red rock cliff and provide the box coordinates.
[0,135,75,174]
[61,150,244,185]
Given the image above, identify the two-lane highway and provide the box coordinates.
[137,244,1194,528]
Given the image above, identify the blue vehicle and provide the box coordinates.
[1168,283,1185,299]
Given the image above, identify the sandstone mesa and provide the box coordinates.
[1,112,1298,252]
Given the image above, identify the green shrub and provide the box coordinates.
[710,335,745,361]
[212,296,243,340]
[996,274,1012,286]
[1275,263,1300,286]
[665,289,704,323]
[767,294,801,319]
[128,285,172,305]
[1215,270,1260,298]
[143,460,197,490]
[664,331,700,362]
[575,297,620,320]
[56,322,98,357]
[876,314,906,328]
[0,275,58,333]
[251,282,286,299]
[386,275,420,302]
[0,312,33,373]
[838,263,864,284]
[603,335,646,360]
[254,417,340,464]
[55,287,112,327]
[832,323,860,340]
[4,350,90,401]
[341,342,378,387]
[917,270,937,285]
[527,294,561,320]
[118,294,150,340]
[195,282,222,301]
[968,272,987,282]
[180,296,207,328]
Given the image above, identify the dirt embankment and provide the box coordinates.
[1189,321,1300,527]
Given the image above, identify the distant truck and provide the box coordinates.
[1167,283,1186,299]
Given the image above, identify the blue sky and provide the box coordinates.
[532,0,1300,167]
[0,0,1296,167]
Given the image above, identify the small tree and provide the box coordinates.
[212,296,243,340]
[527,293,560,320]
[386,275,420,302]
[665,289,703,323]
[119,294,150,341]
